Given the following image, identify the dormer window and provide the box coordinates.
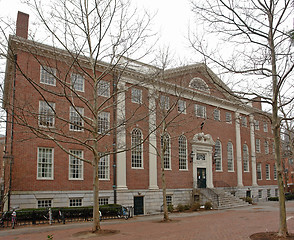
[189,77,210,93]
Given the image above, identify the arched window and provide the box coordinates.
[131,128,143,168]
[178,135,187,170]
[189,77,210,93]
[161,133,171,169]
[215,140,222,171]
[243,144,249,172]
[227,142,234,172]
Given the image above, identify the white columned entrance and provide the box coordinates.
[235,112,243,187]
[250,115,258,186]
[191,133,215,189]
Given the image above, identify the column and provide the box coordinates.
[148,89,158,189]
[235,112,243,187]
[116,82,128,190]
[250,115,258,186]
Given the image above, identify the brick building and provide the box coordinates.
[2,12,278,213]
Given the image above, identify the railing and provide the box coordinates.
[0,206,134,229]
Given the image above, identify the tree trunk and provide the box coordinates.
[92,156,100,232]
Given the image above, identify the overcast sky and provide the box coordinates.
[2,0,196,63]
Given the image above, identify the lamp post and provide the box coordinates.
[3,153,14,211]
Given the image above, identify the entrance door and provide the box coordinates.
[134,196,144,215]
[197,168,207,188]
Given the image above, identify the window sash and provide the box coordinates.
[40,66,56,86]
[227,142,234,172]
[97,81,110,97]
[70,107,84,131]
[178,100,186,113]
[195,104,206,118]
[131,129,143,168]
[213,109,220,121]
[69,150,83,180]
[69,198,82,207]
[215,140,222,171]
[131,88,142,104]
[179,135,187,170]
[39,101,55,127]
[256,139,261,153]
[266,164,270,180]
[225,112,232,123]
[161,134,171,169]
[243,145,249,172]
[98,112,110,134]
[37,147,53,179]
[38,199,52,208]
[257,163,262,180]
[99,155,110,180]
[71,73,84,92]
[160,95,170,110]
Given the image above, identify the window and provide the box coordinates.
[160,95,170,110]
[213,109,220,121]
[99,197,109,206]
[39,101,55,127]
[215,140,222,171]
[254,120,260,130]
[99,154,110,180]
[265,140,269,154]
[256,139,261,153]
[257,163,262,180]
[178,100,186,114]
[131,129,143,168]
[263,122,268,132]
[37,147,54,179]
[266,164,270,180]
[71,73,84,92]
[272,142,275,154]
[227,142,234,172]
[225,112,232,123]
[274,165,277,180]
[98,112,110,134]
[166,195,172,206]
[38,199,52,208]
[267,189,271,198]
[258,190,263,199]
[189,77,210,93]
[69,106,84,131]
[40,66,56,86]
[243,144,249,172]
[161,133,171,169]
[241,116,247,127]
[196,153,206,161]
[195,104,206,118]
[178,135,187,170]
[275,189,278,197]
[131,88,142,104]
[97,80,110,97]
[69,150,83,180]
[69,198,82,207]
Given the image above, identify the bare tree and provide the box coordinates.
[1,0,155,233]
[189,0,294,237]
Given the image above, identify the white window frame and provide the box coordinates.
[266,164,270,180]
[258,190,263,199]
[161,133,171,170]
[227,142,234,172]
[195,104,206,118]
[254,120,260,130]
[40,66,56,86]
[166,195,172,206]
[263,122,268,132]
[179,135,188,170]
[241,116,247,127]
[213,109,220,121]
[178,100,186,114]
[98,112,110,134]
[69,106,84,131]
[215,140,222,171]
[131,88,142,104]
[69,198,82,207]
[99,197,109,206]
[243,144,249,172]
[131,128,143,169]
[274,165,277,180]
[257,163,262,180]
[69,150,84,180]
[256,139,261,153]
[99,154,110,180]
[39,101,55,127]
[71,73,84,92]
[265,140,269,154]
[160,95,170,110]
[225,112,232,124]
[37,147,54,180]
[37,199,52,208]
[97,80,110,97]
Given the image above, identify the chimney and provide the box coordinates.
[16,11,29,39]
[252,97,262,110]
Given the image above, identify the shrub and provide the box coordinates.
[268,197,279,201]
[176,204,185,212]
[204,202,213,210]
[167,204,174,212]
[190,202,201,211]
[184,204,190,211]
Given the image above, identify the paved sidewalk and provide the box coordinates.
[1,201,294,240]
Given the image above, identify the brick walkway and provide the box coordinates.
[1,201,294,240]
